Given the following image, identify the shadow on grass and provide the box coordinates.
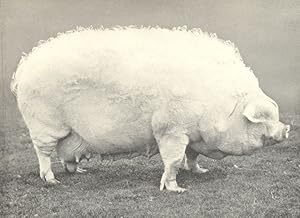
[178,168,227,183]
[41,163,229,192]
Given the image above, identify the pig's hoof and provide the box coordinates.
[40,171,60,185]
[160,179,187,193]
[168,186,187,193]
[165,184,187,193]
[192,165,209,174]
[166,181,187,193]
[76,167,87,173]
[47,178,61,185]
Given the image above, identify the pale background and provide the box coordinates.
[1,0,299,129]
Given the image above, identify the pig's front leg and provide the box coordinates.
[183,145,209,174]
[156,132,189,193]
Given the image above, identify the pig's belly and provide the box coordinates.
[63,94,157,154]
[86,124,157,154]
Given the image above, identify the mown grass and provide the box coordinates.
[1,113,299,217]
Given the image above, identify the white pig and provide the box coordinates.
[12,27,290,192]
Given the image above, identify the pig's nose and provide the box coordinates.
[283,125,290,139]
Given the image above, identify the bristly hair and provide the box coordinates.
[11,26,258,102]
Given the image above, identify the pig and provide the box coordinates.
[12,26,290,192]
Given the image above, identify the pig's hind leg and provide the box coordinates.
[20,103,70,184]
[31,128,69,184]
[34,142,60,184]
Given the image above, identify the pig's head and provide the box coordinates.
[214,95,290,156]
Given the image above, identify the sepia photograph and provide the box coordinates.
[1,0,299,217]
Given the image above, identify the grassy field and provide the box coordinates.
[0,113,299,218]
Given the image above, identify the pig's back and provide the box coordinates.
[16,27,260,101]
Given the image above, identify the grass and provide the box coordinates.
[1,113,299,217]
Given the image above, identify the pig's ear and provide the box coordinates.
[243,99,279,123]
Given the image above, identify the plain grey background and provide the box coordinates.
[1,0,299,129]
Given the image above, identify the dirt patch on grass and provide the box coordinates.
[1,113,300,217]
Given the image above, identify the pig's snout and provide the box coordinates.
[283,125,290,139]
[272,124,290,141]
[263,124,290,146]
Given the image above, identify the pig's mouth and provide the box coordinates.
[262,125,290,147]
[262,136,281,147]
